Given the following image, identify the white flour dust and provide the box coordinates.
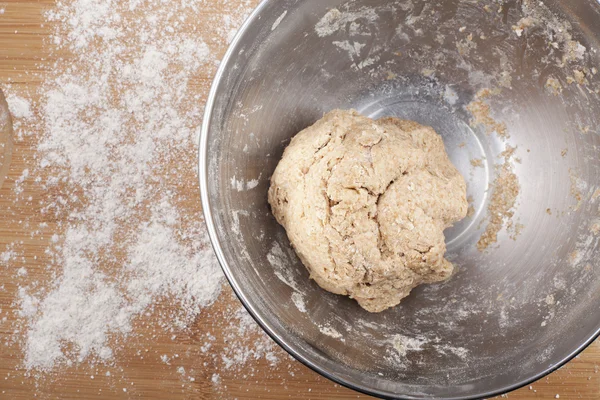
[315,7,379,38]
[6,94,32,120]
[390,334,427,358]
[220,307,280,371]
[3,0,268,375]
[319,325,344,340]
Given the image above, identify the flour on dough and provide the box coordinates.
[268,110,468,312]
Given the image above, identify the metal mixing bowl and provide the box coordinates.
[199,0,600,398]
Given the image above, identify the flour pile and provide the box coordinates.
[3,0,258,371]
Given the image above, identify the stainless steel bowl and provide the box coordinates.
[199,0,600,398]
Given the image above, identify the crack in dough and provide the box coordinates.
[268,110,468,312]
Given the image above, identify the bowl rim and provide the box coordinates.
[198,1,600,398]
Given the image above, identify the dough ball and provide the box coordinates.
[268,110,468,312]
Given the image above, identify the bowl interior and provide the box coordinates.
[202,0,600,398]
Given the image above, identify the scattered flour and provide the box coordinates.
[0,249,15,264]
[291,292,307,313]
[6,95,32,119]
[319,325,344,340]
[267,242,300,291]
[3,0,270,375]
[220,307,280,371]
[213,1,254,45]
[246,179,259,190]
[436,345,469,359]
[443,85,459,105]
[231,176,260,191]
[389,334,427,358]
[231,176,245,191]
[332,40,366,59]
[315,8,379,38]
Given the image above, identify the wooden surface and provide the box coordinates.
[0,0,599,399]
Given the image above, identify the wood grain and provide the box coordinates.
[0,1,598,399]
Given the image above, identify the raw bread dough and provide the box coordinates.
[268,110,468,312]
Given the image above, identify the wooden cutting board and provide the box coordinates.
[0,1,598,399]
